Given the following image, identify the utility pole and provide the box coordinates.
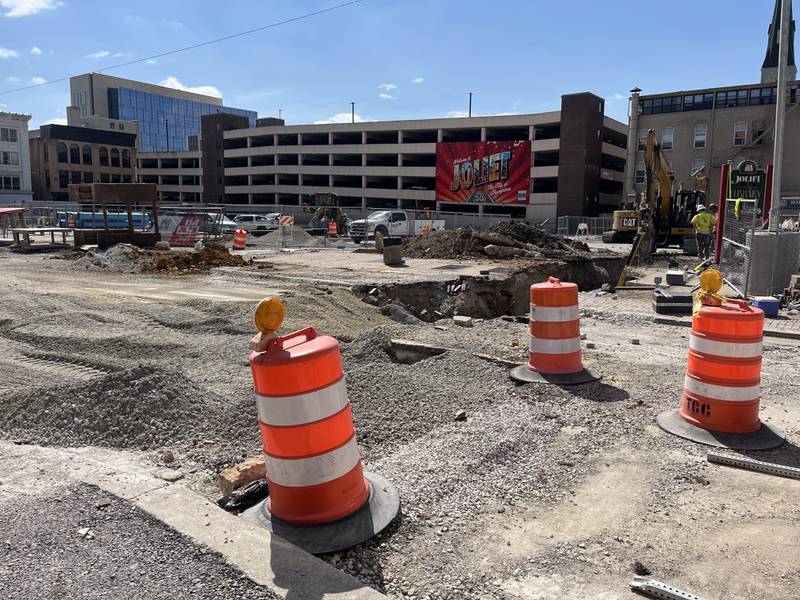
[351,102,355,124]
[468,92,473,117]
[278,108,282,120]
[770,0,791,231]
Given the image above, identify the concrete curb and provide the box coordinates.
[0,442,387,600]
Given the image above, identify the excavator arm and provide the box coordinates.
[634,129,674,260]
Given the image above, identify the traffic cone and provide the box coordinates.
[241,298,400,554]
[657,299,784,450]
[510,277,598,385]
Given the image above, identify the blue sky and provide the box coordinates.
[0,0,786,129]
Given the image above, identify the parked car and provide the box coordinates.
[233,213,280,235]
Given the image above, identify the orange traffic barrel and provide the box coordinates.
[244,326,399,553]
[510,277,598,385]
[657,300,783,450]
[327,221,338,238]
[232,227,247,250]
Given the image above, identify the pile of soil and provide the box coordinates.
[402,221,588,260]
[72,243,245,274]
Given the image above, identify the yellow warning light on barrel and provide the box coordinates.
[254,297,285,333]
[699,268,723,294]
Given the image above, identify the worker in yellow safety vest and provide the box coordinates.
[691,204,717,260]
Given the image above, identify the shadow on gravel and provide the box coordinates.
[565,381,630,403]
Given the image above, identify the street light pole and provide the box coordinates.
[770,0,791,231]
[351,102,355,124]
[468,92,473,117]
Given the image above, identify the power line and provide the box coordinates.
[0,0,367,96]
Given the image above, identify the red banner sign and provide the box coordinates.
[435,140,531,204]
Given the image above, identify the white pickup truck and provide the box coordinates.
[348,210,445,243]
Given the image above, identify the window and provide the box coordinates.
[99,147,109,166]
[70,171,81,184]
[691,159,705,173]
[0,151,19,165]
[0,127,18,142]
[683,93,714,111]
[44,144,48,162]
[82,145,92,165]
[57,142,68,163]
[121,149,131,168]
[635,165,646,185]
[0,176,21,190]
[640,96,682,115]
[637,131,648,151]
[110,148,120,167]
[733,122,748,146]
[110,122,116,129]
[82,172,93,183]
[662,127,674,150]
[100,173,109,183]
[118,123,124,131]
[122,174,132,183]
[715,89,748,108]
[111,173,121,183]
[749,87,777,105]
[58,170,69,188]
[69,144,80,164]
[694,124,707,149]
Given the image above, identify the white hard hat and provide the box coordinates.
[697,204,706,211]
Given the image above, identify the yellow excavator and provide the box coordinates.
[605,129,706,257]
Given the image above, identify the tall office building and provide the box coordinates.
[70,73,256,152]
[0,112,33,205]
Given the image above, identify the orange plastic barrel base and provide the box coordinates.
[529,351,583,375]
[656,409,784,450]
[267,464,370,526]
[510,364,599,386]
[678,393,761,435]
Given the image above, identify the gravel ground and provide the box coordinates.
[1,249,799,600]
[0,483,281,600]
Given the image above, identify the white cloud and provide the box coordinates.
[314,112,365,125]
[87,50,110,59]
[43,117,67,125]
[30,45,42,55]
[610,92,626,102]
[0,47,19,59]
[0,0,62,18]
[411,77,424,84]
[378,83,397,92]
[30,75,46,84]
[378,93,396,100]
[446,110,469,118]
[111,51,134,59]
[159,76,222,98]
[6,75,20,82]
[145,58,157,65]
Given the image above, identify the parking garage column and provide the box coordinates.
[529,125,535,141]
[481,128,487,142]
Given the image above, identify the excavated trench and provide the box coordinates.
[353,254,625,322]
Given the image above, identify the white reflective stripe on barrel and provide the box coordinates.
[266,435,360,487]
[529,335,581,355]
[684,375,761,402]
[689,333,763,359]
[255,377,349,427]
[530,304,579,323]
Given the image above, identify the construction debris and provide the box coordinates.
[453,315,474,327]
[707,451,800,481]
[72,242,246,274]
[630,576,707,600]
[217,455,267,496]
[403,221,588,260]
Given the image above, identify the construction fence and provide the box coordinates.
[556,216,614,238]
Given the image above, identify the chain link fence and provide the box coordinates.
[556,216,613,238]
[718,198,758,297]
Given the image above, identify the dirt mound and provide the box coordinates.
[0,365,258,450]
[402,221,588,260]
[72,242,245,274]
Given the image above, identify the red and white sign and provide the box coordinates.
[435,140,531,204]
[279,215,294,226]
[159,215,204,247]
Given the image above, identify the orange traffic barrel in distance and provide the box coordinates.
[245,315,399,554]
[232,227,247,250]
[657,299,784,450]
[510,277,598,385]
[327,222,338,238]
[251,327,368,525]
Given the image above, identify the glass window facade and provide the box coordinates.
[111,87,256,152]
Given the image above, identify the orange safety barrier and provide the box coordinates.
[327,222,338,238]
[250,327,368,525]
[510,277,598,385]
[657,300,784,450]
[232,227,248,250]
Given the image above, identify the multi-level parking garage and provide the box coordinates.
[220,93,628,220]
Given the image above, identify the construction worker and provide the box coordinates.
[691,204,717,260]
